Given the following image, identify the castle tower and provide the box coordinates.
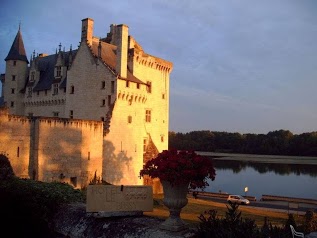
[3,25,29,115]
[115,24,128,79]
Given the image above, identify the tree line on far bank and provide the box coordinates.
[168,129,317,156]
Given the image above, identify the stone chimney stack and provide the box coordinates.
[115,24,128,79]
[81,18,94,45]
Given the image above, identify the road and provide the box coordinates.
[193,195,317,215]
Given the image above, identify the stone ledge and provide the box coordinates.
[52,203,198,238]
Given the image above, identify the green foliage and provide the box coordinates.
[196,203,314,238]
[169,129,317,156]
[0,177,85,237]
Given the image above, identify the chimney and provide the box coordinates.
[81,18,94,45]
[116,24,128,79]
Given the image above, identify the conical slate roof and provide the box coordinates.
[5,28,28,63]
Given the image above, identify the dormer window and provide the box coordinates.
[56,66,62,78]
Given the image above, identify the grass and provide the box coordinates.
[144,194,303,228]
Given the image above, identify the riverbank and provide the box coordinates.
[196,151,317,165]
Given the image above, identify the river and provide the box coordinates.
[199,153,317,200]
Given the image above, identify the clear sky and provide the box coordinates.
[1,0,317,134]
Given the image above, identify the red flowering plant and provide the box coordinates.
[140,149,216,190]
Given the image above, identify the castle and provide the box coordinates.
[0,18,173,192]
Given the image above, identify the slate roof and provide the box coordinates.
[5,29,29,63]
[90,40,145,84]
[32,50,77,91]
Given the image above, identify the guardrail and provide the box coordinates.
[261,194,317,205]
[188,190,257,201]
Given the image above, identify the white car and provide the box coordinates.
[227,195,250,205]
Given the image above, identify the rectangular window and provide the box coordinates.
[128,115,132,123]
[111,81,115,93]
[56,66,61,77]
[53,112,59,117]
[145,109,151,122]
[28,113,33,117]
[108,95,111,106]
[161,135,164,142]
[101,99,106,106]
[70,110,73,119]
[101,117,104,121]
[88,152,90,161]
[137,83,140,89]
[13,61,16,66]
[53,84,58,95]
[45,90,48,96]
[70,86,74,94]
[101,81,106,89]
[11,88,15,94]
[17,147,20,157]
[126,80,129,88]
[10,101,14,107]
[37,91,39,96]
[27,87,32,97]
[12,75,16,81]
[162,93,165,99]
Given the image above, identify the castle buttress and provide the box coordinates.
[0,18,173,192]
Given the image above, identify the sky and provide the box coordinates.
[1,0,317,135]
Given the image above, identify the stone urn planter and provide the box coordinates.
[159,180,189,232]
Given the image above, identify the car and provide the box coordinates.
[227,195,250,205]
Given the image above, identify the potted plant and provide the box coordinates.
[140,149,216,231]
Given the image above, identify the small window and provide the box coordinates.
[101,117,104,121]
[45,90,48,96]
[27,87,32,97]
[17,147,20,157]
[111,81,115,93]
[28,113,33,117]
[108,95,111,106]
[53,84,58,95]
[37,91,39,96]
[70,86,74,94]
[70,110,73,119]
[101,81,106,89]
[13,61,17,66]
[161,135,164,142]
[64,87,66,93]
[101,99,106,106]
[11,88,15,94]
[10,101,14,107]
[53,112,59,117]
[128,115,132,123]
[88,152,90,161]
[145,109,151,122]
[126,80,129,88]
[162,93,165,99]
[12,75,16,81]
[137,83,140,89]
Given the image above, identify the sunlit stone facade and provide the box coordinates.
[0,18,173,191]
